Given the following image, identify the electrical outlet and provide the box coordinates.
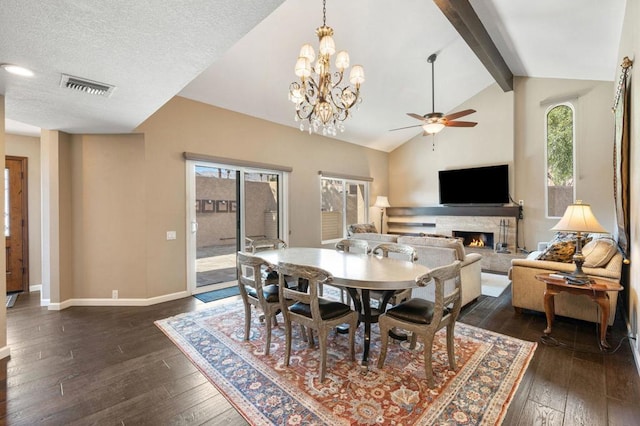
[112,290,118,299]
[166,231,176,240]
[518,200,524,206]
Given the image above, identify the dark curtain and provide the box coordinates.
[613,74,631,254]
[612,58,632,309]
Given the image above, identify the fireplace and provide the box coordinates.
[453,230,494,249]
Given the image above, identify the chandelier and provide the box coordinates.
[288,0,365,136]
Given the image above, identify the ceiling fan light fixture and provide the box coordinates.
[422,122,445,134]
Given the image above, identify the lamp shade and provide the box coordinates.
[374,196,391,208]
[551,201,607,234]
[422,122,445,134]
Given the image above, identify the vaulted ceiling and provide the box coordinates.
[1,0,627,152]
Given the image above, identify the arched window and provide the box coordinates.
[545,103,575,217]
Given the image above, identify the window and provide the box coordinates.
[545,103,575,217]
[321,177,369,243]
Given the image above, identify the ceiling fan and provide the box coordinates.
[391,53,477,135]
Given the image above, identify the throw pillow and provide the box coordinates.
[536,232,592,263]
[348,223,377,235]
[583,238,618,268]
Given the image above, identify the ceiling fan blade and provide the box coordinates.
[407,113,428,121]
[389,124,423,131]
[443,109,476,121]
[445,121,477,127]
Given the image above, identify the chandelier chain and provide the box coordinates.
[322,0,326,27]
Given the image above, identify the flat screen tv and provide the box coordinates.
[438,164,509,205]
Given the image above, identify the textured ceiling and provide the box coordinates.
[1,0,628,152]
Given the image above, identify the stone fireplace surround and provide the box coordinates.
[386,206,523,273]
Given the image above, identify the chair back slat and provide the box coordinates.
[335,238,370,254]
[372,243,418,262]
[237,252,274,303]
[246,238,287,253]
[416,260,462,320]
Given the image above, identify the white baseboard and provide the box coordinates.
[0,345,10,360]
[29,284,42,292]
[46,291,190,310]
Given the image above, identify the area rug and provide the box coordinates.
[193,285,240,303]
[481,272,511,298]
[156,299,536,425]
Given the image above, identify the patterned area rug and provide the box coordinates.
[156,300,536,425]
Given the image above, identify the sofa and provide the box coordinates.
[348,231,482,307]
[509,235,623,325]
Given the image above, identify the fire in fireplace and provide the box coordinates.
[453,231,494,249]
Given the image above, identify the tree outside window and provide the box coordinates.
[546,104,575,217]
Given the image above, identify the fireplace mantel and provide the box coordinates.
[385,206,525,272]
[386,205,522,218]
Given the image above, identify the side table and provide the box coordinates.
[535,273,623,349]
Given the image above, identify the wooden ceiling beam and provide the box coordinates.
[434,0,513,92]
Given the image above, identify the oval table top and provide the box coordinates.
[255,247,429,290]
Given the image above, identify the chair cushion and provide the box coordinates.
[386,298,448,325]
[290,298,352,320]
[246,284,279,303]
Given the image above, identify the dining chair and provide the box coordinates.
[332,238,371,302]
[277,261,358,382]
[246,238,287,253]
[370,243,418,309]
[236,252,291,356]
[246,238,292,286]
[377,260,462,388]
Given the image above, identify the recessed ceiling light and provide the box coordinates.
[1,64,34,77]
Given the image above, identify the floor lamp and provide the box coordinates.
[374,196,391,234]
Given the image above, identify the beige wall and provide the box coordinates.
[618,0,639,365]
[50,97,388,301]
[1,95,7,354]
[389,78,615,253]
[389,83,514,207]
[135,97,388,297]
[514,77,615,250]
[69,134,147,299]
[5,134,42,288]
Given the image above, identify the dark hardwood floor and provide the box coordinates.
[1,287,639,425]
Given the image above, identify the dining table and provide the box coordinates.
[255,247,430,368]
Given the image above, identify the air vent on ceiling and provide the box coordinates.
[60,74,115,97]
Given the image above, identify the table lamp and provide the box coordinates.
[373,196,391,234]
[551,200,607,281]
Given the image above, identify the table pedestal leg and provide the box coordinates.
[543,289,555,335]
[360,289,372,370]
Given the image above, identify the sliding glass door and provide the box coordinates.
[187,161,287,294]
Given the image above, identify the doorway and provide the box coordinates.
[187,161,288,294]
[5,156,29,294]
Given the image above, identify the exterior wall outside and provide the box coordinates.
[195,175,277,247]
[5,134,42,289]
